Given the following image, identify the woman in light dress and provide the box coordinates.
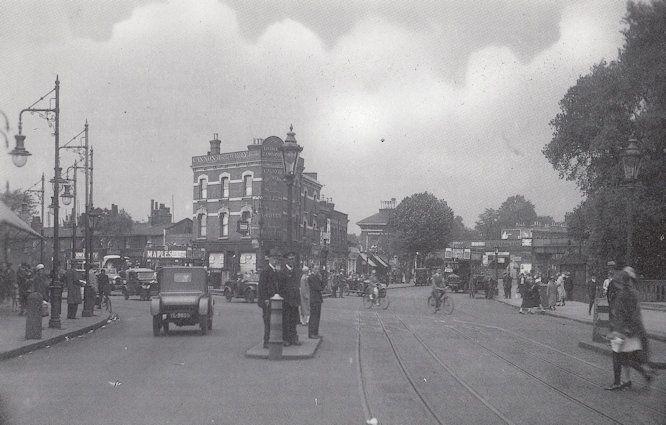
[299,266,311,326]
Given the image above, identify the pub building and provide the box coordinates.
[191,128,348,286]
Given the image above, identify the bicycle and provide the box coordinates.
[427,290,453,314]
[362,286,389,310]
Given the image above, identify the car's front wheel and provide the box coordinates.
[224,288,233,302]
[152,315,161,336]
[200,314,208,335]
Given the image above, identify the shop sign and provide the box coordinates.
[146,250,187,259]
[522,238,532,247]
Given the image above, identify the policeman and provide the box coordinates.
[258,249,281,349]
[280,252,301,346]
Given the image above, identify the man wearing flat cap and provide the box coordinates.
[280,251,302,346]
[258,249,282,349]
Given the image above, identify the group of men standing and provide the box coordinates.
[257,250,324,348]
[1,262,49,315]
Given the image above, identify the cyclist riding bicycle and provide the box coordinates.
[431,269,446,311]
[367,271,383,305]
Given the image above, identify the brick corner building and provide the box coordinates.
[191,129,348,284]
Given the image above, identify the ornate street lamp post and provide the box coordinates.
[9,77,63,329]
[278,125,303,256]
[621,139,643,266]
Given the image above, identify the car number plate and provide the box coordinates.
[171,313,190,319]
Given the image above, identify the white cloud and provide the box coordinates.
[0,0,628,232]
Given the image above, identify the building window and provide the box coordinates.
[198,213,207,237]
[219,212,228,237]
[198,177,208,199]
[304,189,308,209]
[221,177,229,198]
[243,175,252,196]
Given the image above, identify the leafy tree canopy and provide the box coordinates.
[475,195,541,239]
[388,192,455,256]
[95,208,134,235]
[1,189,38,220]
[544,1,666,276]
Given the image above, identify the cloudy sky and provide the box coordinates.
[0,0,629,231]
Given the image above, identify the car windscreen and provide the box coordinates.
[162,271,199,291]
[137,272,155,280]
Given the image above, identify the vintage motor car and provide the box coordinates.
[444,273,464,292]
[223,272,258,303]
[122,268,157,300]
[150,266,213,336]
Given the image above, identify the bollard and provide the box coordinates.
[25,292,43,340]
[49,285,63,329]
[593,297,610,343]
[82,285,95,317]
[268,294,284,360]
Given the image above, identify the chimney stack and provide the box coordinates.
[209,133,221,155]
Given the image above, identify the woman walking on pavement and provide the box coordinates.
[546,277,558,310]
[299,266,310,326]
[556,273,566,306]
[606,267,655,390]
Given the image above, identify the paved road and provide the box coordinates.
[1,287,663,424]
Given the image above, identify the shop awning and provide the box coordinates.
[373,255,389,268]
[359,253,377,267]
[0,201,42,240]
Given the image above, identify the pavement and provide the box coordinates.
[494,291,666,342]
[0,298,115,361]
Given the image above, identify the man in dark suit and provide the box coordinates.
[280,252,301,346]
[258,250,282,349]
[308,266,324,339]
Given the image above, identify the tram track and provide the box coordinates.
[356,307,514,425]
[358,289,663,424]
[452,306,666,398]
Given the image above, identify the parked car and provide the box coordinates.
[223,272,258,303]
[150,267,213,336]
[444,273,464,292]
[122,268,157,300]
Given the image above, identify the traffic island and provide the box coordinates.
[245,336,322,360]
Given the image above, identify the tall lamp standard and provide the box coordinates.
[9,77,63,329]
[621,139,643,266]
[278,125,303,257]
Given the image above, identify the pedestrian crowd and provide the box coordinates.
[0,261,110,320]
[257,250,324,349]
[515,271,574,314]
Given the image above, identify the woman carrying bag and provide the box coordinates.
[606,267,655,390]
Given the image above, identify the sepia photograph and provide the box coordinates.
[0,1,664,424]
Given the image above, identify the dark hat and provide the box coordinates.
[283,251,297,258]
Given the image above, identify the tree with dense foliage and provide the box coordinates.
[96,208,133,236]
[1,189,37,220]
[543,1,666,276]
[475,194,541,239]
[475,208,501,239]
[388,192,455,257]
[498,195,538,228]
